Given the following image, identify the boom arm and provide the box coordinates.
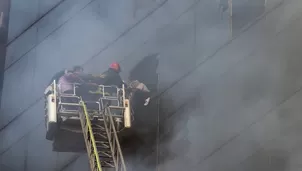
[79,100,127,171]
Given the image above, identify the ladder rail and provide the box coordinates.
[103,107,127,171]
[80,100,103,171]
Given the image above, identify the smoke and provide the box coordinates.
[122,1,271,170]
[120,53,160,170]
[1,0,285,170]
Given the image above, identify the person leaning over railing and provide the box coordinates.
[57,66,84,94]
[48,65,84,86]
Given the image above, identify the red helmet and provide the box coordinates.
[109,62,121,72]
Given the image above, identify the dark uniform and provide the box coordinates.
[96,68,124,88]
[95,65,124,111]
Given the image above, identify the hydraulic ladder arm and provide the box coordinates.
[79,100,127,171]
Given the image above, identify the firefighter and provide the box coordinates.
[89,62,125,110]
[96,62,124,88]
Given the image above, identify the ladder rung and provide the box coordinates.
[92,124,105,127]
[95,141,109,145]
[92,128,105,131]
[96,146,110,149]
[93,131,106,134]
[96,145,110,150]
[92,131,106,134]
[93,130,107,134]
[95,140,108,143]
[99,151,112,157]
[108,106,125,109]
[93,132,107,136]
[92,127,105,131]
[102,160,114,164]
[98,157,114,162]
[92,123,105,127]
[94,133,107,139]
[102,161,115,168]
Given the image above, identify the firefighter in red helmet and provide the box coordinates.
[109,62,121,73]
[96,62,124,88]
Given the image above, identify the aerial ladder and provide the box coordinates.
[45,81,131,171]
[79,100,127,171]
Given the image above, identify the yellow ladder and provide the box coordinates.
[79,101,127,171]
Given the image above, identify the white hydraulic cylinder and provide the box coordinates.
[47,94,57,124]
[124,99,131,128]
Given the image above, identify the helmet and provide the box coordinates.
[109,62,121,72]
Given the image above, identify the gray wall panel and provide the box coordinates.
[7,0,62,42]
[157,1,302,170]
[60,155,89,171]
[5,26,38,68]
[0,52,36,128]
[8,0,39,41]
[26,123,78,171]
[158,0,302,118]
[0,100,44,154]
[5,0,93,68]
[0,165,15,171]
[5,0,165,69]
[193,82,302,171]
[80,0,197,74]
[37,0,61,17]
[0,137,26,171]
[193,20,302,170]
